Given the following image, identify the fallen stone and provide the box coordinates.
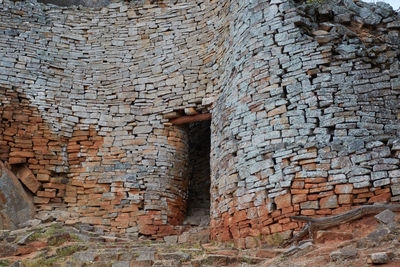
[330,246,358,261]
[367,227,390,243]
[369,252,390,264]
[375,209,397,225]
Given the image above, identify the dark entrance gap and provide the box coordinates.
[183,119,211,226]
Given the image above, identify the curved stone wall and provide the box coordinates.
[1,0,400,245]
[210,0,400,247]
[0,0,219,237]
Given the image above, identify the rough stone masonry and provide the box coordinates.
[0,0,400,247]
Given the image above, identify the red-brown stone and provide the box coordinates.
[275,193,291,209]
[368,192,391,203]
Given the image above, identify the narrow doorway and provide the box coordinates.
[183,120,211,226]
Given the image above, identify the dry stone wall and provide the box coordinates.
[0,0,219,237]
[210,0,400,247]
[1,0,400,246]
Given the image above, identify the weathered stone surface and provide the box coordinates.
[14,165,41,194]
[369,252,390,264]
[330,246,358,261]
[320,195,338,209]
[375,209,397,225]
[0,161,35,230]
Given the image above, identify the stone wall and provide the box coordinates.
[0,0,218,237]
[1,0,400,245]
[210,0,400,247]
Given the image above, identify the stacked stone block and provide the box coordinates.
[0,0,217,237]
[210,0,400,247]
[0,86,68,205]
[0,0,400,246]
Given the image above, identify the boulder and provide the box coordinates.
[369,252,390,264]
[0,161,35,230]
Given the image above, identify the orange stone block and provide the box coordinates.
[15,165,41,193]
[353,188,369,194]
[282,222,298,231]
[291,189,309,194]
[308,194,319,201]
[316,209,332,215]
[269,223,283,234]
[281,206,294,214]
[358,192,374,198]
[301,209,315,216]
[80,216,102,225]
[368,192,391,203]
[320,195,338,209]
[139,224,158,235]
[37,190,56,198]
[338,194,353,204]
[292,181,305,189]
[9,151,35,158]
[275,193,291,209]
[8,157,26,164]
[292,194,307,203]
[43,183,66,190]
[33,196,50,204]
[233,210,247,223]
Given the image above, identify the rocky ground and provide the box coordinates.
[1,209,400,266]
